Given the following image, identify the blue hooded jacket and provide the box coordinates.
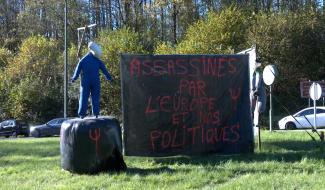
[72,52,112,84]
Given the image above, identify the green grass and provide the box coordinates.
[1,130,325,190]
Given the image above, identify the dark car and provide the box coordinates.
[0,119,29,138]
[30,118,70,137]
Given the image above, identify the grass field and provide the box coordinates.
[1,130,325,190]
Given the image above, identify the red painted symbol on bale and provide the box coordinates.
[89,128,101,156]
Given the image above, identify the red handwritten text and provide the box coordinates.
[150,123,241,151]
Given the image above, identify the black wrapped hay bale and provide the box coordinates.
[60,116,127,174]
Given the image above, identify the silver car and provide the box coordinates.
[278,107,325,130]
[30,118,70,137]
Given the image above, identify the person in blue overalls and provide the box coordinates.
[71,42,113,118]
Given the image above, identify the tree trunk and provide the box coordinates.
[160,6,164,41]
[134,0,139,32]
[172,2,177,44]
[254,0,259,13]
[116,0,124,28]
[94,0,100,30]
[108,0,113,29]
[101,0,106,27]
[124,0,131,27]
[266,0,272,11]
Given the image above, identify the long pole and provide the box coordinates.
[64,0,68,118]
[255,96,261,151]
[322,80,325,106]
[313,83,317,130]
[269,85,272,132]
[258,126,261,151]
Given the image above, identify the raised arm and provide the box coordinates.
[99,60,112,81]
[71,60,83,82]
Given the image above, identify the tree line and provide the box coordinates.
[0,0,325,123]
[1,0,324,50]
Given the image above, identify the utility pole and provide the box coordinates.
[64,0,68,118]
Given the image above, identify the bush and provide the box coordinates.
[0,48,13,119]
[0,36,62,121]
[249,11,325,111]
[154,41,176,55]
[176,7,251,54]
[0,48,12,70]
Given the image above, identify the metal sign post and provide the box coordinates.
[263,65,278,132]
[269,85,272,132]
[309,82,322,130]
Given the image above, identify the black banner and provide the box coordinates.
[121,54,253,156]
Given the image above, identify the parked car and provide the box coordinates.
[0,119,29,138]
[278,107,325,130]
[30,118,71,137]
